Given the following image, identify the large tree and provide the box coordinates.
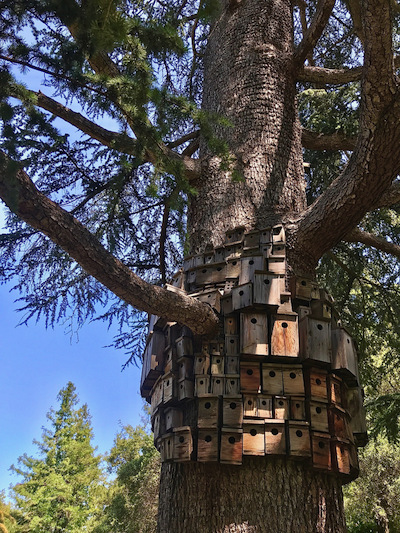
[10,383,105,532]
[1,0,400,531]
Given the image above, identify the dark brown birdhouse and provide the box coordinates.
[346,387,368,446]
[331,439,351,475]
[328,374,344,407]
[240,312,269,355]
[163,372,177,404]
[150,377,164,414]
[225,375,240,395]
[225,355,240,374]
[176,336,193,358]
[304,367,329,401]
[177,356,194,380]
[328,406,353,442]
[240,362,261,393]
[271,313,299,357]
[225,316,238,335]
[220,428,243,465]
[140,330,166,396]
[225,335,239,356]
[211,375,225,395]
[243,419,265,455]
[311,432,332,470]
[178,378,194,401]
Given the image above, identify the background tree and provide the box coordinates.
[10,382,106,533]
[1,0,400,531]
[93,419,159,533]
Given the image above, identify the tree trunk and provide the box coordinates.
[158,459,346,533]
[155,1,349,531]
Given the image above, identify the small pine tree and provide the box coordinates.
[10,382,106,533]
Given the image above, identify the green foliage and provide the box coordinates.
[0,493,18,533]
[10,383,106,533]
[92,418,160,533]
[344,438,400,533]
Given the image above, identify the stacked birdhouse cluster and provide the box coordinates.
[140,226,367,480]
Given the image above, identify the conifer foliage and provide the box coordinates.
[10,383,105,533]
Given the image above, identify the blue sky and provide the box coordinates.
[0,278,144,495]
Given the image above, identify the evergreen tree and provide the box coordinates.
[1,0,400,531]
[93,421,159,533]
[10,383,106,533]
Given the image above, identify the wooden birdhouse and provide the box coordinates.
[225,227,245,245]
[348,442,360,475]
[265,420,286,455]
[299,316,331,363]
[346,387,368,446]
[290,276,319,301]
[305,367,329,401]
[226,258,242,279]
[173,426,193,462]
[290,397,306,421]
[176,336,193,358]
[203,251,214,264]
[196,263,227,286]
[331,439,351,475]
[178,378,194,401]
[195,375,210,396]
[274,396,289,419]
[243,419,265,455]
[209,341,224,356]
[163,372,177,405]
[140,330,166,396]
[211,375,225,395]
[152,410,164,441]
[308,401,329,433]
[331,327,359,384]
[194,289,222,313]
[328,406,353,442]
[240,255,264,284]
[197,395,220,428]
[197,429,219,462]
[225,375,240,395]
[171,270,185,289]
[225,243,243,260]
[257,395,273,418]
[311,432,332,470]
[222,396,244,427]
[186,269,197,288]
[160,434,174,462]
[327,374,344,407]
[243,230,260,250]
[272,225,285,243]
[225,355,240,374]
[220,428,243,465]
[267,256,286,275]
[211,355,225,375]
[240,362,261,393]
[178,356,194,380]
[225,335,240,356]
[232,283,253,311]
[243,395,258,417]
[194,354,210,375]
[164,347,176,374]
[310,298,332,322]
[224,278,237,295]
[288,421,311,457]
[221,294,233,315]
[165,323,182,350]
[214,247,225,263]
[225,316,238,335]
[252,272,282,308]
[271,313,299,357]
[164,407,183,431]
[282,365,305,395]
[150,377,164,414]
[261,364,284,395]
[240,312,269,355]
[259,228,272,244]
[297,305,312,321]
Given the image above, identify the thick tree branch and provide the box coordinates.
[374,181,400,208]
[298,65,363,84]
[345,227,400,258]
[302,128,357,150]
[292,0,400,270]
[294,0,336,66]
[167,131,200,148]
[0,155,219,336]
